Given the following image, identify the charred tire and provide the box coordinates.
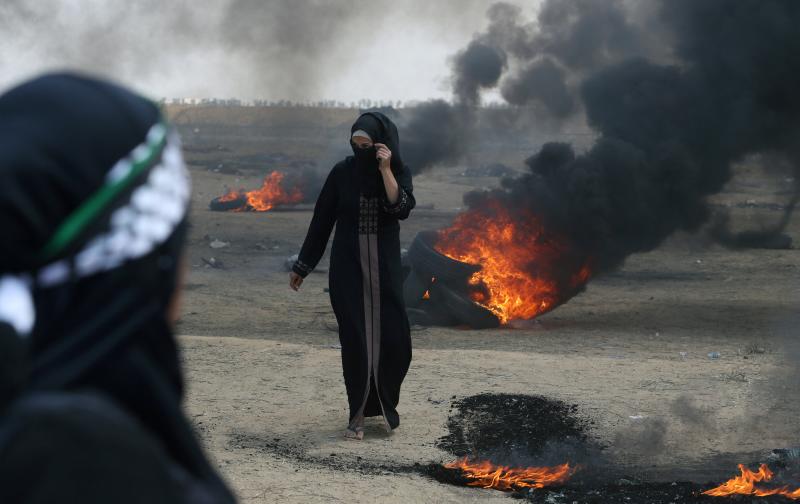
[406,304,459,327]
[403,268,433,309]
[406,308,430,326]
[408,231,480,285]
[209,195,246,211]
[419,300,460,327]
[431,283,499,329]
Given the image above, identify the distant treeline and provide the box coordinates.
[158,97,517,110]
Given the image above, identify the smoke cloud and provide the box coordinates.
[456,0,800,272]
[452,41,507,106]
[501,57,574,116]
[448,0,659,120]
[401,101,472,175]
[0,0,499,103]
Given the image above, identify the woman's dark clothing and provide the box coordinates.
[0,74,236,503]
[0,391,220,504]
[293,112,414,430]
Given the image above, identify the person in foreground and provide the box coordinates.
[0,73,237,504]
[290,112,415,440]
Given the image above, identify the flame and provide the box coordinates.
[435,199,591,324]
[216,171,304,212]
[422,277,435,300]
[217,190,242,203]
[703,464,800,499]
[444,457,576,492]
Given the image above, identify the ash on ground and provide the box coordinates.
[436,393,594,465]
[427,393,799,503]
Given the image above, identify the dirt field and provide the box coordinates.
[169,106,799,503]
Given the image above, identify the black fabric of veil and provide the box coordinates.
[350,112,405,197]
[0,74,235,504]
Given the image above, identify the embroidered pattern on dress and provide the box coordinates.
[382,188,408,214]
[293,259,313,276]
[359,196,379,234]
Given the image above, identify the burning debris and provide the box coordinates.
[435,201,591,324]
[427,394,800,503]
[703,464,800,500]
[404,231,498,329]
[428,393,590,496]
[403,0,800,326]
[210,170,307,212]
[403,201,591,327]
[443,458,576,492]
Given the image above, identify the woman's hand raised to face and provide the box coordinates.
[289,271,304,291]
[375,143,392,171]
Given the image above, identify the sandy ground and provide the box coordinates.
[170,108,800,502]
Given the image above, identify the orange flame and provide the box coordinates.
[444,457,576,492]
[435,199,591,324]
[217,171,304,212]
[703,464,800,499]
[422,277,435,300]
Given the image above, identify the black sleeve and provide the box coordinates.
[293,167,339,277]
[381,165,415,220]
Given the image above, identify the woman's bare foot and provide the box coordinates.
[344,427,364,440]
[345,417,365,440]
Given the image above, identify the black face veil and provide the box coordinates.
[349,111,405,196]
[0,74,233,501]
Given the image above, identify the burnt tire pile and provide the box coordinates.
[403,231,500,329]
[209,195,247,211]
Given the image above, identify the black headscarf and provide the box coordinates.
[350,111,405,196]
[0,74,235,503]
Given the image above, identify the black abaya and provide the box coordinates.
[293,112,414,430]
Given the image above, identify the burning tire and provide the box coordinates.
[430,283,499,329]
[406,303,460,327]
[403,270,432,308]
[403,230,498,328]
[209,195,247,211]
[408,231,480,285]
[406,308,429,326]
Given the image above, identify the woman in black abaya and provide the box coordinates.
[0,74,236,503]
[289,112,415,440]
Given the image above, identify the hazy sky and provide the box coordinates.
[0,0,541,103]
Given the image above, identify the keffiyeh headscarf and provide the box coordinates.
[0,74,189,385]
[0,74,233,501]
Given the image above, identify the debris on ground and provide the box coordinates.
[202,257,225,269]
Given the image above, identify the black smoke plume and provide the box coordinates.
[405,0,661,175]
[501,58,574,117]
[402,101,472,175]
[452,40,507,107]
[460,0,800,272]
[399,38,506,174]
[449,0,655,120]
